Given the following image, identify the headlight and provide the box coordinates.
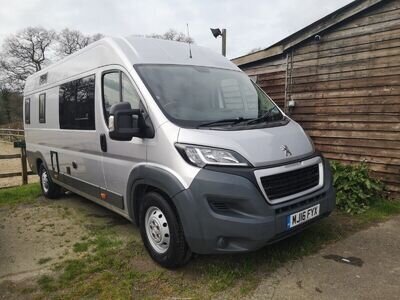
[175,143,250,168]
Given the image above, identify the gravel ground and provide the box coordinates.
[1,194,400,299]
[247,216,400,300]
[0,193,136,282]
[0,141,39,188]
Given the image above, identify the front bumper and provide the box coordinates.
[172,157,335,254]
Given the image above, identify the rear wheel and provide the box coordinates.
[139,192,191,268]
[39,164,61,199]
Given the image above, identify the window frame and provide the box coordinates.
[39,93,46,123]
[59,74,96,130]
[25,98,30,124]
[102,70,122,124]
[101,69,141,125]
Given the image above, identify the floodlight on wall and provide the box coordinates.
[210,28,222,38]
[210,28,227,56]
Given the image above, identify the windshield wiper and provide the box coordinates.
[197,117,249,128]
[245,108,281,125]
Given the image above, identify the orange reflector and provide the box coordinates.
[100,192,107,200]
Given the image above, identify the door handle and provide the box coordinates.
[100,134,107,152]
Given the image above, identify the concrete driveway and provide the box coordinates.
[249,215,400,299]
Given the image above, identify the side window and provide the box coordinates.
[59,75,95,130]
[122,73,140,109]
[103,72,120,113]
[76,76,95,129]
[102,71,141,121]
[25,98,30,124]
[39,93,46,123]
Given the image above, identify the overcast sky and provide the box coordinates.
[0,0,353,59]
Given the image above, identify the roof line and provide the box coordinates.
[232,0,386,67]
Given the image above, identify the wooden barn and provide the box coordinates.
[233,0,400,198]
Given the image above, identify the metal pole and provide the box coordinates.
[221,29,227,57]
[21,146,28,185]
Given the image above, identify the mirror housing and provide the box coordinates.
[108,102,141,141]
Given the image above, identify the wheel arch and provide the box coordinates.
[26,150,48,174]
[127,165,187,226]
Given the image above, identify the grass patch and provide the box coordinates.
[0,183,41,206]
[59,260,87,284]
[28,198,400,299]
[37,228,136,299]
[73,241,90,253]
[355,200,400,223]
[37,275,56,292]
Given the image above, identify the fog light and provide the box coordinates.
[217,237,228,249]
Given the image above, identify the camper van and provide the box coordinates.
[24,37,335,268]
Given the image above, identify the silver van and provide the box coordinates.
[24,37,335,268]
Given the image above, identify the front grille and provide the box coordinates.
[261,164,319,201]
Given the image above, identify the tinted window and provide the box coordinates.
[39,93,46,123]
[102,71,140,121]
[59,75,95,130]
[25,98,30,124]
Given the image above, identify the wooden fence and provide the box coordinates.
[0,129,33,185]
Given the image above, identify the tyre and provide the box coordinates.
[139,192,191,268]
[39,164,62,199]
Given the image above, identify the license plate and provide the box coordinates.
[287,204,320,229]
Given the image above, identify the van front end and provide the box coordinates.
[136,63,336,261]
[171,152,335,254]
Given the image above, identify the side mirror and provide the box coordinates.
[108,102,141,141]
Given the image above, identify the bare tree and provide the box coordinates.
[0,27,56,91]
[0,84,23,126]
[147,29,194,43]
[56,28,104,57]
[91,33,104,42]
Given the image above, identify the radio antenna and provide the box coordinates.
[186,23,193,59]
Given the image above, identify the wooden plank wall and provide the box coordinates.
[243,0,400,198]
[246,57,287,109]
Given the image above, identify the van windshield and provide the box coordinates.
[135,64,284,128]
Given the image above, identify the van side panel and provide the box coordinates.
[25,72,106,202]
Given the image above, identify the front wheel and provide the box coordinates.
[139,192,191,268]
[39,164,62,199]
